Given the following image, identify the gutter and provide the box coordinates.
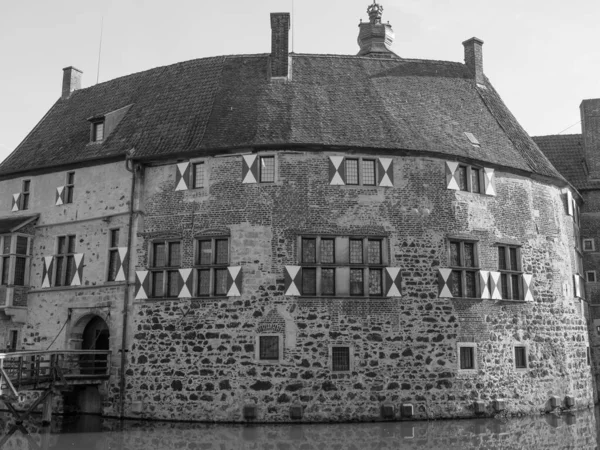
[120,148,137,418]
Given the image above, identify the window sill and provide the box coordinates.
[255,359,281,365]
[299,295,388,300]
[496,299,527,303]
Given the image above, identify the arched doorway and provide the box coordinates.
[81,316,109,374]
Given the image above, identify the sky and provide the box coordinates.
[1,0,599,163]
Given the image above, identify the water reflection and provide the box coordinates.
[0,407,598,450]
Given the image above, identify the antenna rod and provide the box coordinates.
[292,0,295,53]
[96,17,104,84]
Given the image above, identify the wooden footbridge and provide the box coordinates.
[0,350,111,447]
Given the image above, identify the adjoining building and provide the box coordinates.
[534,100,600,404]
[0,3,593,422]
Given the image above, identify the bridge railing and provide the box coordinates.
[0,350,111,394]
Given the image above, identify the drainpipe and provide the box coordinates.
[120,149,137,418]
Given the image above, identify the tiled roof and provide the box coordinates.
[0,54,563,181]
[532,134,596,190]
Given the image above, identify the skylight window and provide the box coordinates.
[92,121,104,142]
[464,132,480,147]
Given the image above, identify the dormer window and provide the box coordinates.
[92,120,104,142]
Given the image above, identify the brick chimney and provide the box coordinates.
[270,13,291,78]
[357,2,397,57]
[62,66,82,99]
[462,38,484,84]
[581,99,600,180]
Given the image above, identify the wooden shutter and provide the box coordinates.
[385,267,401,297]
[115,247,128,281]
[284,266,301,296]
[445,162,460,190]
[566,191,573,216]
[42,256,54,288]
[479,270,490,299]
[175,162,190,191]
[55,186,65,206]
[11,193,20,212]
[438,268,453,298]
[71,253,84,286]
[135,271,149,300]
[573,274,581,298]
[242,155,259,184]
[328,156,345,185]
[377,158,394,187]
[484,168,496,196]
[226,266,243,296]
[489,271,502,299]
[178,268,193,298]
[522,274,533,301]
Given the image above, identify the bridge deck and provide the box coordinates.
[0,350,111,398]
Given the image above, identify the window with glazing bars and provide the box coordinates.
[55,235,76,287]
[150,240,181,297]
[259,336,279,360]
[0,235,29,287]
[498,245,522,300]
[456,165,481,193]
[331,346,350,371]
[193,162,205,188]
[195,238,229,296]
[107,229,120,281]
[344,158,376,186]
[515,346,527,369]
[259,156,275,183]
[449,240,478,298]
[21,180,30,210]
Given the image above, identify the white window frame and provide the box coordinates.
[255,334,283,364]
[455,164,484,194]
[583,239,595,252]
[586,271,597,283]
[457,343,478,373]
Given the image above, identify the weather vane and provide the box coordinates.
[367,2,384,24]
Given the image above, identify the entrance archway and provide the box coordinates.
[80,316,109,374]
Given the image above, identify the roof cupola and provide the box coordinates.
[357,2,398,58]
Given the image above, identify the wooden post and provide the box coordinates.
[41,391,53,426]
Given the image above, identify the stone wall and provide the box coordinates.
[111,151,594,422]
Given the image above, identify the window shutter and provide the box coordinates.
[484,168,496,196]
[242,155,259,184]
[377,158,394,187]
[566,191,573,216]
[284,266,301,296]
[12,193,20,212]
[438,268,453,298]
[573,274,581,298]
[175,162,190,191]
[385,267,401,297]
[135,271,149,300]
[226,266,243,296]
[445,162,460,190]
[479,270,490,299]
[489,271,502,299]
[178,268,193,298]
[70,253,84,286]
[55,186,65,206]
[115,247,128,281]
[328,156,345,185]
[522,274,533,301]
[42,256,54,288]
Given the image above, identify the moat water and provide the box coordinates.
[0,407,599,449]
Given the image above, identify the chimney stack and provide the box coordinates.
[270,13,291,78]
[581,99,600,180]
[62,66,82,99]
[462,38,484,84]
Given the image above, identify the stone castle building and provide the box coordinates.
[0,4,594,422]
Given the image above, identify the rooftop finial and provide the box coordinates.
[367,2,383,24]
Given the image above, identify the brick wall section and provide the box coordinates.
[109,151,593,422]
[270,13,290,78]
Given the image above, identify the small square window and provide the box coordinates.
[586,271,597,283]
[331,346,351,372]
[515,346,527,369]
[583,239,595,252]
[256,334,282,363]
